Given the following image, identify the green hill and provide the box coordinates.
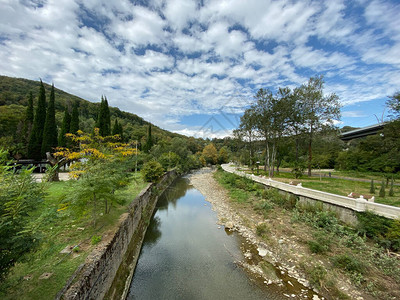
[0,75,187,157]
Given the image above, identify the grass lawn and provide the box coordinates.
[248,169,400,207]
[0,173,147,300]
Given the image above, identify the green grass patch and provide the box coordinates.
[0,173,147,300]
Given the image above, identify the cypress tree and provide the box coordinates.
[118,121,123,140]
[58,108,71,147]
[370,179,375,194]
[104,96,111,136]
[96,96,111,136]
[379,180,386,198]
[24,91,34,144]
[70,101,80,134]
[28,80,47,160]
[112,119,119,136]
[144,124,153,153]
[42,84,58,156]
[95,96,103,132]
[389,177,395,197]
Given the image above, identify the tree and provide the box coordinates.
[386,91,400,119]
[104,97,111,136]
[96,96,111,137]
[24,91,34,145]
[218,146,229,164]
[379,180,386,197]
[112,119,123,139]
[141,160,164,182]
[70,101,80,134]
[389,177,395,197]
[143,124,153,153]
[252,88,293,176]
[28,80,47,160]
[370,179,375,194]
[202,143,218,165]
[55,129,136,226]
[58,108,71,147]
[235,107,258,168]
[298,75,341,176]
[41,84,58,156]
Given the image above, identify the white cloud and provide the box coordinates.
[164,0,198,31]
[111,6,167,46]
[0,0,399,137]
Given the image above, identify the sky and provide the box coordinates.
[1,0,399,138]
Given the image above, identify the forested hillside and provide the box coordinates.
[0,75,186,158]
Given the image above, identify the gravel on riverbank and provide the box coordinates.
[189,168,367,300]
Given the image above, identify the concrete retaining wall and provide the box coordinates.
[222,164,400,222]
[57,171,178,300]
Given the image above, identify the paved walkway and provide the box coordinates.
[223,164,400,220]
[32,172,70,182]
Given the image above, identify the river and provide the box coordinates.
[126,175,290,300]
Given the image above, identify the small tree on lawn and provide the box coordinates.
[389,177,395,197]
[370,179,375,194]
[379,180,386,198]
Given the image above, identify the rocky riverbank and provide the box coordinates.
[189,168,367,300]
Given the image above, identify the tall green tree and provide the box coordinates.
[104,97,111,135]
[298,75,341,176]
[112,119,120,136]
[28,80,47,160]
[58,108,71,147]
[70,101,80,134]
[143,124,153,153]
[41,84,58,156]
[234,107,258,168]
[96,96,111,136]
[24,91,34,145]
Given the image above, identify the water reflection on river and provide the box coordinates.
[127,176,284,300]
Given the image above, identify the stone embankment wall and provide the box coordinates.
[222,164,400,224]
[57,171,177,300]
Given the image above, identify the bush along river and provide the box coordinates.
[126,171,318,300]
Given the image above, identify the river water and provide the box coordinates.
[126,176,290,300]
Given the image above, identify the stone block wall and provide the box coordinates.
[57,171,177,300]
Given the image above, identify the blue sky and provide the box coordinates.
[1,0,399,138]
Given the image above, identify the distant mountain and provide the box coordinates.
[0,75,186,156]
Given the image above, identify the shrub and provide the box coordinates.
[141,160,164,182]
[256,223,269,237]
[254,200,273,212]
[332,254,365,274]
[308,233,331,254]
[91,235,102,245]
[307,264,327,289]
[357,212,400,251]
